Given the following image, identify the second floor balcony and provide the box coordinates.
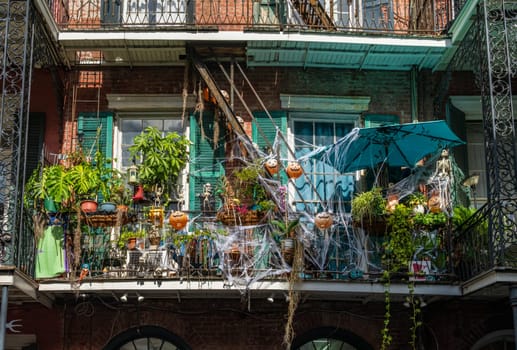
[47,0,457,36]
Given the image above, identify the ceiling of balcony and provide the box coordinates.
[57,32,450,71]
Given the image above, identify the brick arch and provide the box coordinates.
[102,325,192,350]
[291,326,374,350]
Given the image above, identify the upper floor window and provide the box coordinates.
[118,117,184,168]
[293,116,357,214]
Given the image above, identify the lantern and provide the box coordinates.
[169,211,189,230]
[315,212,333,229]
[286,162,303,179]
[264,158,279,175]
[149,207,164,227]
[127,163,139,185]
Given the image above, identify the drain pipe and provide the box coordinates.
[411,66,419,123]
[510,287,517,345]
[0,286,8,349]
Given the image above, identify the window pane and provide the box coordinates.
[143,119,163,130]
[121,119,142,132]
[164,118,183,132]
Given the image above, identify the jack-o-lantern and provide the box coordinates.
[286,162,303,179]
[315,212,333,229]
[428,192,442,213]
[264,158,279,175]
[169,211,189,230]
[386,194,399,212]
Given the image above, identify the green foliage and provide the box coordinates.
[351,187,386,224]
[118,227,146,248]
[129,126,190,188]
[384,204,415,272]
[413,211,447,230]
[270,217,300,240]
[452,205,477,228]
[24,150,124,211]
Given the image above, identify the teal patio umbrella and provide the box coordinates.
[302,120,465,173]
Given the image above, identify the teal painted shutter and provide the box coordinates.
[77,112,113,203]
[189,111,225,213]
[77,112,114,159]
[252,110,287,182]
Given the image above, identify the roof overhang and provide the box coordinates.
[0,267,54,308]
[57,31,451,71]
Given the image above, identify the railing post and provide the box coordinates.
[0,286,9,350]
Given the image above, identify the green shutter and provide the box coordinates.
[252,110,287,155]
[189,111,225,213]
[252,111,287,183]
[77,112,113,159]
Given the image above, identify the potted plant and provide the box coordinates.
[271,216,300,263]
[128,126,190,206]
[118,226,146,250]
[351,187,387,235]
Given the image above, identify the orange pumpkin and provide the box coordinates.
[286,162,303,179]
[428,192,442,213]
[264,158,279,175]
[315,212,333,229]
[169,211,189,230]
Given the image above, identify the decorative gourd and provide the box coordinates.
[286,162,303,179]
[315,212,333,229]
[264,158,279,175]
[169,211,189,230]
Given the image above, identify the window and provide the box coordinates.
[117,117,184,168]
[465,122,487,206]
[103,326,191,350]
[291,327,373,350]
[124,0,186,25]
[293,116,356,214]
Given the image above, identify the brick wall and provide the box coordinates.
[57,65,444,152]
[9,297,513,349]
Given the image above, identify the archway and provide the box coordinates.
[291,327,373,350]
[103,325,191,350]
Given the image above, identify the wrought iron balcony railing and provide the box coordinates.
[45,0,457,35]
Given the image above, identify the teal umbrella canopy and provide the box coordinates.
[304,120,465,173]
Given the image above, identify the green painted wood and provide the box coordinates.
[77,112,114,160]
[189,111,225,213]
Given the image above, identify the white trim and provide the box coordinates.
[107,94,193,209]
[59,31,451,49]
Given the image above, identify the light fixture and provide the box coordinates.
[266,294,274,303]
[403,297,427,308]
[128,159,139,185]
[462,173,480,208]
[462,174,480,188]
[120,293,128,303]
[137,292,144,303]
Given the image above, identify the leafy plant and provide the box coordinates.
[351,187,386,224]
[270,217,300,241]
[128,126,190,194]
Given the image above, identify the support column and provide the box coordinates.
[0,286,9,350]
[510,286,517,348]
